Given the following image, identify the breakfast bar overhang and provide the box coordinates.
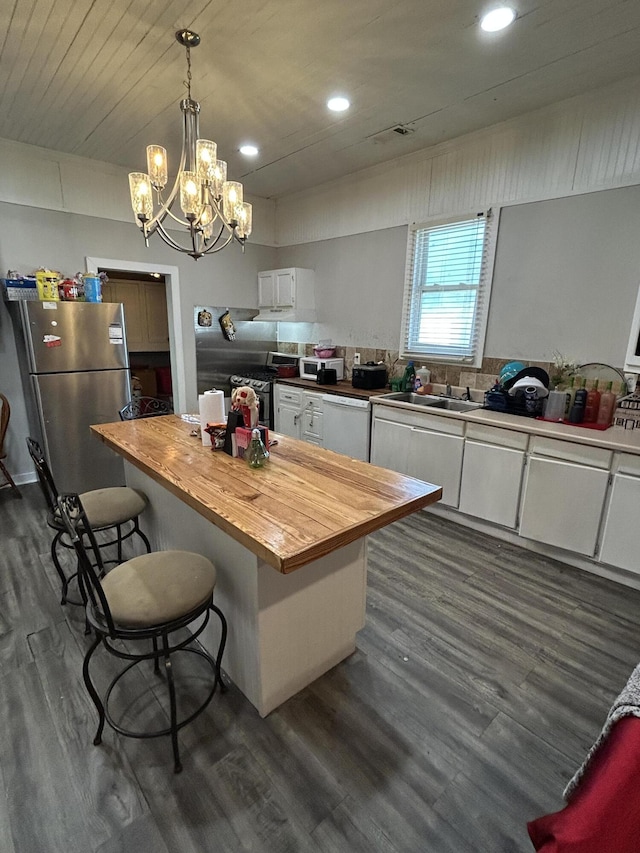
[91,416,442,716]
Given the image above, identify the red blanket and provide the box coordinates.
[528,716,640,852]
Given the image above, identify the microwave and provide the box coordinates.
[299,356,344,381]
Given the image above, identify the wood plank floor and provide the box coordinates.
[2,483,640,852]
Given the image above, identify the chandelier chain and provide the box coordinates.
[185,44,192,99]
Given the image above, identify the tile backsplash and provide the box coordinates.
[279,342,553,391]
[278,341,629,395]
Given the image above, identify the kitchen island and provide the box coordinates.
[91,415,441,715]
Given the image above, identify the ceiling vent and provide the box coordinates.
[368,124,416,145]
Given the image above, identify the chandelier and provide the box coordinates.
[128,30,252,261]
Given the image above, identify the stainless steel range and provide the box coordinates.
[230,352,298,430]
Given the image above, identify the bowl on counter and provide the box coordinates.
[313,346,336,359]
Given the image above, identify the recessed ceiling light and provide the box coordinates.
[480,7,516,31]
[239,144,259,156]
[327,96,350,112]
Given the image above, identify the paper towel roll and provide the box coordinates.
[199,390,225,446]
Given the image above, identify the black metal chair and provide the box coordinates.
[26,437,151,605]
[57,492,227,773]
[119,396,172,420]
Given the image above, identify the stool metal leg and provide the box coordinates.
[82,634,106,746]
[211,603,228,693]
[162,632,182,773]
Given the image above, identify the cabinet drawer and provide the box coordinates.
[612,452,640,476]
[529,436,611,469]
[278,388,302,406]
[373,404,465,436]
[465,422,529,451]
[302,391,323,412]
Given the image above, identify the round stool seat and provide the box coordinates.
[79,487,148,528]
[101,550,217,628]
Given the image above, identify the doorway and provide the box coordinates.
[85,257,186,413]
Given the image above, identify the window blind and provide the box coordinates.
[401,211,496,366]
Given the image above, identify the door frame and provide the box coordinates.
[85,256,185,413]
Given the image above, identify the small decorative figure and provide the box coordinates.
[231,385,259,429]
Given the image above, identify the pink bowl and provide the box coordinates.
[314,347,336,358]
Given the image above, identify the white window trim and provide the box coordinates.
[400,207,500,368]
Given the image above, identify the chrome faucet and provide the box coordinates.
[446,383,452,397]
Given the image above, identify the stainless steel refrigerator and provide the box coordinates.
[9,300,131,493]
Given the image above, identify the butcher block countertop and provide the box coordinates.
[91,415,441,574]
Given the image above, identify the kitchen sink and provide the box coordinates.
[377,392,482,412]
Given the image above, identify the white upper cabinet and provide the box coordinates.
[256,268,316,321]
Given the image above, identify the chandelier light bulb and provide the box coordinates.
[180,171,200,216]
[128,172,153,220]
[196,139,218,183]
[222,181,243,222]
[146,145,168,189]
[480,7,516,31]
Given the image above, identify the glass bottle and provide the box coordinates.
[247,428,269,468]
[596,381,617,426]
[564,376,576,418]
[584,379,601,423]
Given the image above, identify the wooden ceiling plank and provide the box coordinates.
[0,0,73,137]
[56,0,194,154]
[24,0,137,144]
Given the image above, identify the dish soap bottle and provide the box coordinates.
[247,428,269,468]
[402,361,416,393]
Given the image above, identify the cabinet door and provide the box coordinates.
[370,419,412,473]
[110,282,144,349]
[409,429,464,507]
[142,283,169,349]
[276,403,302,438]
[519,456,609,556]
[599,474,640,573]
[459,440,525,528]
[275,270,295,307]
[302,407,323,441]
[258,272,275,308]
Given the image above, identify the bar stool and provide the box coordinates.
[57,493,227,773]
[27,437,151,604]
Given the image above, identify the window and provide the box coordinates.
[401,210,498,367]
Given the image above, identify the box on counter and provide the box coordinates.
[615,395,640,429]
[2,278,39,301]
[234,425,270,459]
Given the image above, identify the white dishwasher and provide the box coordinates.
[321,394,371,461]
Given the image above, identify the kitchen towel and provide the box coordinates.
[199,390,225,446]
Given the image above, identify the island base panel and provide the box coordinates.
[124,462,367,716]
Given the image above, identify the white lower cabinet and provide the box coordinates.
[408,428,464,508]
[301,392,323,445]
[275,385,324,446]
[370,418,412,473]
[459,423,528,528]
[275,386,303,439]
[518,437,611,557]
[371,409,464,507]
[599,453,640,573]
